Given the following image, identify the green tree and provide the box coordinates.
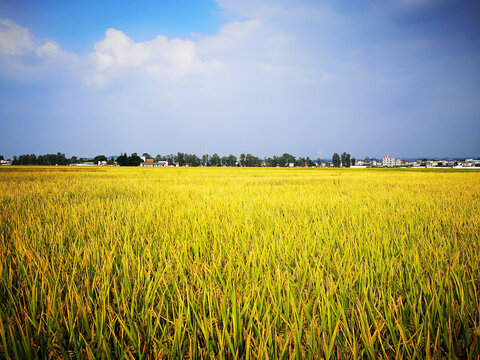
[116,153,127,166]
[273,155,280,167]
[265,156,277,167]
[227,154,237,167]
[202,154,208,166]
[340,152,351,168]
[210,153,221,166]
[116,153,142,166]
[345,153,351,168]
[176,153,186,166]
[15,154,37,165]
[352,157,356,166]
[221,156,228,166]
[240,153,246,167]
[295,157,306,167]
[245,154,261,167]
[281,153,295,166]
[94,155,107,163]
[127,153,142,166]
[332,153,341,167]
[306,157,314,167]
[185,154,201,167]
[56,153,67,165]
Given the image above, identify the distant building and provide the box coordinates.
[463,159,480,167]
[382,156,401,167]
[140,158,169,167]
[0,160,12,165]
[414,160,426,167]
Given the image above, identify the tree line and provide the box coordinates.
[8,153,117,166]
[4,151,355,167]
[127,152,355,167]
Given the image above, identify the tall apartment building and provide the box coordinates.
[383,156,401,167]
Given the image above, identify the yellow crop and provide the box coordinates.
[0,166,479,358]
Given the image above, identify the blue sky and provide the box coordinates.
[0,0,479,159]
[0,0,223,53]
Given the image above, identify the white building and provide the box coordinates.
[356,159,377,167]
[382,156,401,167]
[382,156,395,167]
[140,159,169,167]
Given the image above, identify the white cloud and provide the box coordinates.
[198,19,262,53]
[0,18,35,56]
[89,28,220,84]
[0,18,80,81]
[197,19,293,62]
[0,15,295,88]
[36,41,79,64]
[0,19,222,85]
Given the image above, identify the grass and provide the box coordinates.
[0,166,479,359]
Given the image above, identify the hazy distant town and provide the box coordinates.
[1,153,479,168]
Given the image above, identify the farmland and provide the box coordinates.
[0,167,479,359]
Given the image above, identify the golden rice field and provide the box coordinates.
[0,166,479,359]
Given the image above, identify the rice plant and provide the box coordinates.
[0,167,479,359]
